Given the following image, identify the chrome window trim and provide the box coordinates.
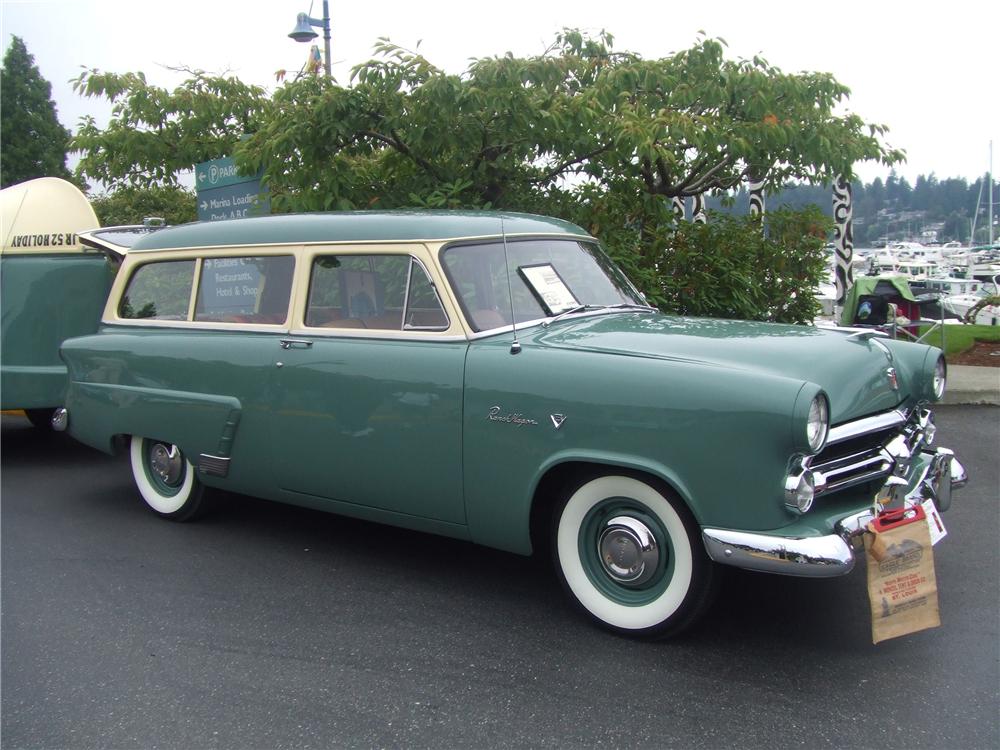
[288,327,468,343]
[467,318,547,340]
[103,320,291,333]
[101,319,467,342]
[401,256,451,332]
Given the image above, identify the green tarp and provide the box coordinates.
[839,276,919,326]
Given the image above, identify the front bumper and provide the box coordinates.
[701,447,967,578]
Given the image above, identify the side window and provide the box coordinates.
[195,256,294,325]
[119,260,196,320]
[306,254,447,331]
[403,261,449,330]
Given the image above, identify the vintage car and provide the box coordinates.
[1,178,106,427]
[57,211,967,638]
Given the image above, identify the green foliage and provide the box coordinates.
[70,31,901,207]
[69,30,890,322]
[645,208,830,323]
[90,185,197,226]
[72,67,268,188]
[1,36,73,187]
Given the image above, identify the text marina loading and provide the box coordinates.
[199,191,261,221]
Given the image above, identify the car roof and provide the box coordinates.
[129,210,590,252]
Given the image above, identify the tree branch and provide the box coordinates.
[529,144,615,185]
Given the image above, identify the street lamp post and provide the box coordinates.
[289,1,332,77]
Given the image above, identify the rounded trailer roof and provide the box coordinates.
[1,177,100,255]
[129,210,591,252]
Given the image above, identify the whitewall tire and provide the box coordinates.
[129,436,206,521]
[554,474,716,638]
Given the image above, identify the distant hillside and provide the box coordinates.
[706,172,998,245]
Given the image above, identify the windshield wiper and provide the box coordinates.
[542,302,658,327]
[543,304,605,326]
[603,303,659,312]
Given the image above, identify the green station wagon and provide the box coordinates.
[58,211,967,638]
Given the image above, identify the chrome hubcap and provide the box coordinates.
[149,443,183,485]
[598,516,659,586]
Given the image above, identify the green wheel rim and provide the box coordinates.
[142,440,186,497]
[577,497,675,607]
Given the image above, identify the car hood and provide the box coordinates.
[530,313,916,423]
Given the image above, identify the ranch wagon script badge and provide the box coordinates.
[487,406,568,430]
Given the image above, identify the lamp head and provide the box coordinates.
[289,12,318,42]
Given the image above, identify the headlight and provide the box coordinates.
[933,356,946,400]
[806,394,829,454]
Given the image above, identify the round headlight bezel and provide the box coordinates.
[806,394,830,454]
[784,468,817,514]
[932,356,946,400]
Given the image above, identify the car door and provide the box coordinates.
[269,248,467,525]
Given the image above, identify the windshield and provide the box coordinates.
[442,239,646,332]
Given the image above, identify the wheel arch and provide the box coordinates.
[528,452,699,558]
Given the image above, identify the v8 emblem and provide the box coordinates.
[550,414,567,430]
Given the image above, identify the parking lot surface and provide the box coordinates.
[2,406,998,749]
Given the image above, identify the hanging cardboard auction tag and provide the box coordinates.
[921,499,948,546]
[864,506,940,644]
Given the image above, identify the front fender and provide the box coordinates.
[462,337,809,554]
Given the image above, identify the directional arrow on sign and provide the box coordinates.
[200,201,208,210]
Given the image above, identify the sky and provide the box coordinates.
[1,0,997,187]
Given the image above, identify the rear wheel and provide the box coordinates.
[129,436,206,521]
[553,474,716,639]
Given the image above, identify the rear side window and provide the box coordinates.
[119,260,195,320]
[195,256,294,325]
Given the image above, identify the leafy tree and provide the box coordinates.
[69,31,899,321]
[71,32,901,204]
[73,67,268,187]
[1,36,73,187]
[90,185,197,226]
[621,207,830,323]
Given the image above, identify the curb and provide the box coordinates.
[942,365,1000,406]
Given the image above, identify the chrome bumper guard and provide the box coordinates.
[702,448,967,578]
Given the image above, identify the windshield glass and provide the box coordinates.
[442,239,645,332]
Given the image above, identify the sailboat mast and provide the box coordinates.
[989,140,994,246]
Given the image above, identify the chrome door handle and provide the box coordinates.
[279,339,313,349]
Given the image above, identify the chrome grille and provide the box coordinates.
[810,408,932,496]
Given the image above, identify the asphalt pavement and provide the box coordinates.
[2,406,998,749]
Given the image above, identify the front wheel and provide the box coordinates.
[553,474,716,639]
[129,436,206,521]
